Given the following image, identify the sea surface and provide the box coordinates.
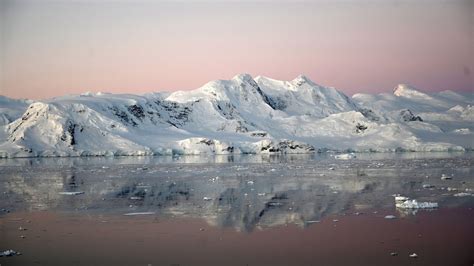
[1,153,473,265]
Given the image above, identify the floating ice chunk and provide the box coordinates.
[409,253,418,258]
[257,193,266,196]
[209,176,219,182]
[130,196,143,200]
[247,181,254,185]
[0,249,20,257]
[334,153,356,160]
[447,187,457,191]
[203,197,213,201]
[454,192,472,197]
[394,194,437,210]
[384,215,396,219]
[267,202,283,207]
[393,195,409,202]
[59,191,84,195]
[123,212,155,216]
[306,220,320,224]
[441,174,452,180]
[453,128,470,134]
[396,199,438,209]
[422,184,435,189]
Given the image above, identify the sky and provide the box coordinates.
[0,0,473,100]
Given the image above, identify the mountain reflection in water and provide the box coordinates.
[1,153,473,232]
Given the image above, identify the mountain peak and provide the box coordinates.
[232,73,260,91]
[292,75,316,86]
[393,84,430,98]
[232,73,254,83]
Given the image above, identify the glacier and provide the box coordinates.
[0,74,473,158]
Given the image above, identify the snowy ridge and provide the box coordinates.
[0,96,32,126]
[0,74,473,157]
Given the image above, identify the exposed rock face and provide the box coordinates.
[399,109,423,122]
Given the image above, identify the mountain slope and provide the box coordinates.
[0,75,472,157]
[353,84,474,149]
[0,96,32,126]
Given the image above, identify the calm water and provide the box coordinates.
[0,153,473,265]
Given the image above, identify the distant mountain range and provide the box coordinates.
[1,74,473,158]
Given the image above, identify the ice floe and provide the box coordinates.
[334,153,356,160]
[123,212,156,216]
[59,191,84,195]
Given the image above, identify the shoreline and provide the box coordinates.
[0,149,473,160]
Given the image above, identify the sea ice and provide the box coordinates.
[393,195,409,202]
[453,192,472,197]
[441,174,452,180]
[0,250,20,257]
[123,212,155,216]
[334,153,356,160]
[59,191,85,195]
[396,199,438,209]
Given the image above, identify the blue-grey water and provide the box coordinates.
[1,153,473,265]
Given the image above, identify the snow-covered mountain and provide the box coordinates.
[0,96,32,126]
[0,74,473,157]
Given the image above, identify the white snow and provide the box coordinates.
[0,74,473,157]
[0,96,32,126]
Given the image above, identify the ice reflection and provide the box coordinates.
[0,153,472,232]
[0,151,470,167]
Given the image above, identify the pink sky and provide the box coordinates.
[0,0,473,100]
